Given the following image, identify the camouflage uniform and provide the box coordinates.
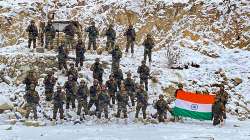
[105,25,116,50]
[90,59,104,84]
[110,45,122,73]
[137,61,150,91]
[124,25,136,54]
[43,72,57,101]
[26,20,38,48]
[113,68,123,90]
[52,87,65,120]
[44,22,56,49]
[154,95,169,122]
[105,76,118,105]
[97,86,110,119]
[64,76,77,109]
[116,88,129,118]
[63,23,75,49]
[75,40,86,67]
[85,22,99,50]
[57,43,68,70]
[212,99,225,126]
[217,87,228,119]
[67,64,78,82]
[24,85,40,120]
[124,73,136,106]
[88,81,100,114]
[76,81,89,118]
[143,34,155,63]
[23,71,38,91]
[135,85,148,119]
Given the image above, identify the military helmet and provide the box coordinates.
[127,71,132,77]
[147,33,151,38]
[141,60,146,64]
[91,21,95,25]
[177,83,183,89]
[93,79,99,85]
[95,58,100,62]
[70,63,74,67]
[159,94,164,99]
[57,86,62,90]
[80,79,85,84]
[114,45,119,49]
[31,20,35,23]
[30,84,36,89]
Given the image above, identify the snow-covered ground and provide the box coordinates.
[0,117,250,140]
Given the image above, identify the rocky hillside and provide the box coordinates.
[0,0,249,49]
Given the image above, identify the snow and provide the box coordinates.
[0,117,250,140]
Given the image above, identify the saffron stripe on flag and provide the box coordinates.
[175,99,212,112]
[176,90,215,104]
[173,107,212,120]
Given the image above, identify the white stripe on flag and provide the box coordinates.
[175,99,212,113]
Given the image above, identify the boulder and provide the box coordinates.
[0,95,13,112]
[36,47,45,53]
[232,77,243,86]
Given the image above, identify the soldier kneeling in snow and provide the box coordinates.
[153,94,171,122]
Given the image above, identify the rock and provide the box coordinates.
[162,85,177,97]
[0,95,14,112]
[232,78,243,86]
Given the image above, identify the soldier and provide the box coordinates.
[137,60,150,91]
[76,80,89,120]
[52,86,66,120]
[75,39,86,67]
[64,75,77,110]
[88,79,100,114]
[116,83,129,119]
[217,86,228,120]
[110,45,122,73]
[26,20,38,49]
[105,24,116,50]
[23,70,38,91]
[113,68,123,90]
[63,22,75,49]
[67,63,78,82]
[43,70,57,101]
[124,72,136,106]
[174,83,183,97]
[90,58,104,84]
[154,94,170,122]
[143,34,155,63]
[124,25,136,56]
[105,74,118,105]
[85,21,99,50]
[97,85,110,119]
[135,84,148,119]
[212,97,225,126]
[44,21,56,49]
[57,42,68,70]
[24,84,40,120]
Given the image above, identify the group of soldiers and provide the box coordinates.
[25,20,228,125]
[22,64,171,123]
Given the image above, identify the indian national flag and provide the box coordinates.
[173,90,215,120]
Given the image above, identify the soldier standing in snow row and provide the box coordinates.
[75,39,86,67]
[124,72,136,106]
[143,34,155,63]
[57,42,68,70]
[110,45,122,73]
[64,75,77,110]
[24,84,40,120]
[97,85,110,119]
[44,21,56,49]
[105,74,118,105]
[63,22,75,49]
[67,63,78,82]
[124,25,136,56]
[52,86,66,120]
[137,60,150,91]
[90,58,104,84]
[85,21,99,50]
[88,79,100,115]
[43,70,57,101]
[135,84,148,119]
[76,80,89,120]
[116,83,129,119]
[113,67,123,90]
[105,24,116,50]
[26,20,38,49]
[212,97,225,126]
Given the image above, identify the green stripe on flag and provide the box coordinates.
[172,107,212,120]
